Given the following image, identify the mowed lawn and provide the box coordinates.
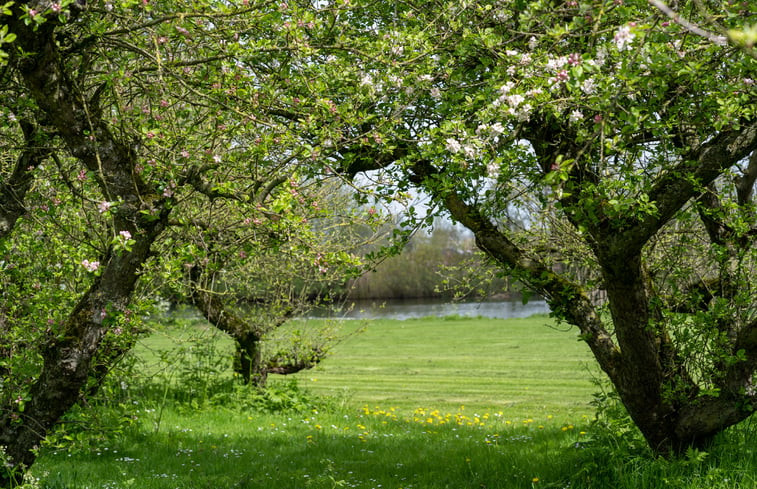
[289,314,598,418]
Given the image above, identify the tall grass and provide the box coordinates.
[31,315,757,489]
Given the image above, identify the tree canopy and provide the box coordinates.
[1,0,756,483]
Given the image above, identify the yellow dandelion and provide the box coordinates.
[532,477,540,483]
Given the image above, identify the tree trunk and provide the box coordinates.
[0,7,170,484]
[235,335,267,387]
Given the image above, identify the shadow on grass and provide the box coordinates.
[37,409,757,489]
[38,413,596,489]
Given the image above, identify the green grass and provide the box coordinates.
[290,314,597,418]
[30,314,757,489]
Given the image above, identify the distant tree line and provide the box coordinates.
[347,222,521,301]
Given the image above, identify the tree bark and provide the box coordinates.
[235,334,266,386]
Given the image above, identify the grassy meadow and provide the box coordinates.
[30,314,757,489]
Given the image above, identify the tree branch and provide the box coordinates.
[0,119,51,240]
[619,121,757,254]
[407,159,621,377]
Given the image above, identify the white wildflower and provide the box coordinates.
[569,109,584,123]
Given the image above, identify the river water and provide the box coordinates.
[307,298,550,320]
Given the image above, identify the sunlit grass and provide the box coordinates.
[290,314,598,419]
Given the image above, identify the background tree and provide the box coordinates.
[155,178,379,385]
[317,0,757,455]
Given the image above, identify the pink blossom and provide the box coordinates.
[98,201,111,213]
[594,114,603,123]
[51,3,62,13]
[568,53,581,66]
[119,230,132,240]
[28,9,37,17]
[82,259,100,272]
[180,150,190,158]
[77,169,87,181]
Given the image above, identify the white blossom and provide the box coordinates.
[360,73,374,87]
[516,104,533,122]
[445,138,462,154]
[613,25,635,51]
[430,87,442,98]
[490,122,505,136]
[528,36,538,50]
[546,56,568,72]
[98,201,111,213]
[506,94,525,107]
[581,78,597,95]
[569,110,584,123]
[499,81,515,94]
[462,145,477,158]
